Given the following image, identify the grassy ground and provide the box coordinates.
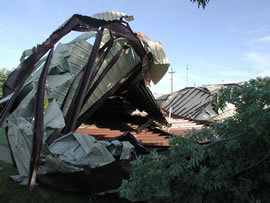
[0,161,91,203]
[0,128,8,147]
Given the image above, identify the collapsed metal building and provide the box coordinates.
[0,12,170,194]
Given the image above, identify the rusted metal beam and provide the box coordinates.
[28,47,53,202]
[3,16,80,97]
[60,38,115,113]
[82,45,126,107]
[63,28,104,133]
[1,14,147,126]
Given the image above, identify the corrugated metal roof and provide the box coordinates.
[167,117,203,129]
[77,117,203,147]
[161,87,216,121]
[157,85,239,123]
[77,124,170,146]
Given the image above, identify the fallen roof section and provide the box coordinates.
[0,11,170,198]
[76,116,204,147]
[158,83,240,124]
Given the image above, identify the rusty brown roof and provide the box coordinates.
[76,117,203,147]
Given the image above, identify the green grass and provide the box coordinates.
[0,161,90,203]
[0,128,8,147]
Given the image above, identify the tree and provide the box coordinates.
[120,77,270,202]
[190,0,210,9]
[0,68,11,98]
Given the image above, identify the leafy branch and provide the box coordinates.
[120,77,270,202]
[225,153,269,179]
[190,0,210,9]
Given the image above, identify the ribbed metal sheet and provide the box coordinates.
[167,117,203,129]
[51,39,92,115]
[80,38,140,116]
[77,116,204,146]
[211,109,235,121]
[48,34,140,118]
[148,41,170,84]
[148,41,169,65]
[77,124,170,146]
[92,11,134,22]
[161,87,217,121]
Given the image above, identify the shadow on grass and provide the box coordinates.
[0,128,8,147]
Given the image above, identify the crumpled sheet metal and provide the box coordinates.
[0,11,170,195]
[92,11,134,22]
[160,86,236,124]
[162,87,216,122]
[148,41,170,84]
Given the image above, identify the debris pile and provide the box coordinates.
[0,12,170,195]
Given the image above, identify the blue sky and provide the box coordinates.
[1,0,270,93]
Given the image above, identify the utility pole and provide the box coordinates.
[169,66,176,93]
[168,66,175,133]
[186,65,189,87]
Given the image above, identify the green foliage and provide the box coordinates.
[0,68,11,98]
[190,0,210,9]
[120,151,169,201]
[0,128,8,147]
[120,77,270,202]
